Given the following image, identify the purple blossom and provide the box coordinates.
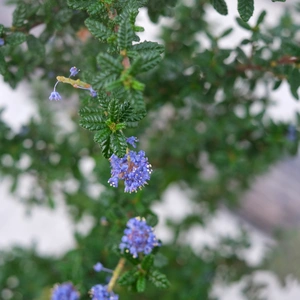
[89,87,97,97]
[51,282,80,300]
[94,262,104,272]
[108,150,152,193]
[69,66,79,77]
[93,262,113,273]
[0,38,4,46]
[90,284,119,300]
[120,217,160,258]
[126,136,139,148]
[49,91,62,101]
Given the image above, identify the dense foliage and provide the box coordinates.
[0,0,299,299]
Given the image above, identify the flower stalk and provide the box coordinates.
[107,258,126,292]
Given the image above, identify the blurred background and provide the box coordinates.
[1,0,300,299]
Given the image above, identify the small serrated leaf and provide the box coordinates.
[79,114,106,131]
[136,275,146,292]
[108,98,121,122]
[238,0,254,22]
[110,132,127,157]
[94,128,112,158]
[131,41,164,55]
[126,89,145,110]
[85,18,113,42]
[210,0,228,16]
[118,20,135,50]
[55,8,73,24]
[6,32,26,46]
[13,3,27,27]
[67,0,94,10]
[141,254,154,271]
[149,270,170,289]
[92,72,118,90]
[97,53,123,74]
[118,270,137,286]
[27,35,45,60]
[140,53,162,73]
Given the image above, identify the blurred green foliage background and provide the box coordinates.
[0,0,300,299]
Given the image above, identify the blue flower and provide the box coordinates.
[0,38,4,46]
[69,66,79,77]
[126,136,139,148]
[51,282,80,300]
[120,217,160,258]
[108,150,152,193]
[90,284,118,300]
[93,262,113,273]
[89,87,97,97]
[49,91,62,101]
[94,262,103,272]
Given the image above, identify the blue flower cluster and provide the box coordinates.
[90,284,119,300]
[108,137,152,193]
[120,217,160,258]
[51,282,80,300]
[0,38,4,46]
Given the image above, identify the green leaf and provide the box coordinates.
[149,270,170,289]
[118,21,135,50]
[128,57,143,76]
[272,80,282,91]
[110,132,127,157]
[79,107,106,131]
[256,10,267,26]
[97,53,123,74]
[236,17,252,30]
[105,79,123,91]
[119,102,146,123]
[288,68,300,100]
[27,35,45,60]
[55,8,73,24]
[13,3,27,27]
[126,89,145,110]
[210,0,228,16]
[141,254,154,271]
[140,53,162,73]
[130,41,164,55]
[6,32,26,46]
[108,98,121,122]
[238,0,254,22]
[118,270,137,286]
[136,275,146,292]
[0,51,7,76]
[85,18,113,42]
[94,128,112,158]
[271,0,285,2]
[92,72,118,90]
[67,0,94,10]
[219,28,233,38]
